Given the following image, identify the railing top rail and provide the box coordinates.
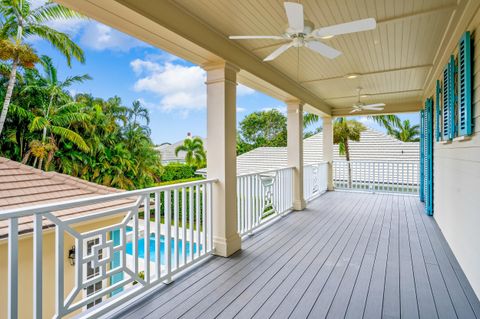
[236,165,295,178]
[304,161,328,167]
[333,160,419,164]
[0,178,218,219]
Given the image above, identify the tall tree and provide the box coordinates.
[334,118,366,187]
[237,109,287,154]
[0,0,85,136]
[175,136,206,168]
[389,119,420,142]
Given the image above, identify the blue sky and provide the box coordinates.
[28,9,419,144]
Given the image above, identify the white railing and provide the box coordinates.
[333,160,419,194]
[304,162,328,202]
[236,167,294,236]
[0,179,216,319]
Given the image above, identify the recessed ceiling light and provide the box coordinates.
[320,35,334,39]
[361,94,369,98]
[345,73,360,79]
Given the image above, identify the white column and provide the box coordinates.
[322,116,334,190]
[287,100,306,210]
[204,61,241,257]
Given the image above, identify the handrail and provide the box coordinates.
[236,166,296,178]
[0,178,218,218]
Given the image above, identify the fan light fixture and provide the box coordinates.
[229,2,377,62]
[345,73,360,79]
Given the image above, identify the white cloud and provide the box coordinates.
[131,60,206,115]
[80,23,147,52]
[237,107,246,113]
[131,58,259,116]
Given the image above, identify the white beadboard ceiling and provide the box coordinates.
[172,0,457,113]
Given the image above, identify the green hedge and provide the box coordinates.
[160,163,197,182]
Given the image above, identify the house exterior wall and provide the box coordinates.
[0,216,123,319]
[428,6,480,299]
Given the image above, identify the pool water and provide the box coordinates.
[125,235,200,264]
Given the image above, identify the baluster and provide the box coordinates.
[202,184,207,255]
[33,214,42,318]
[9,217,19,319]
[154,192,161,279]
[208,183,213,252]
[189,186,194,262]
[55,223,64,317]
[196,185,201,258]
[236,178,241,234]
[174,189,179,270]
[164,190,171,283]
[144,195,151,282]
[182,187,187,266]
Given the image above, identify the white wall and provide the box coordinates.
[432,7,480,298]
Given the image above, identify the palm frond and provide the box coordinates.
[24,24,85,65]
[50,125,89,151]
[61,74,92,87]
[29,116,49,131]
[29,3,84,24]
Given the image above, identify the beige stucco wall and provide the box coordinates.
[0,216,123,319]
[428,6,480,299]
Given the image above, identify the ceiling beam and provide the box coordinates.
[376,4,457,26]
[300,65,432,84]
[325,89,424,101]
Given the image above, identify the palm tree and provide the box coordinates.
[128,100,150,127]
[25,55,91,142]
[0,0,85,136]
[334,118,366,187]
[175,136,206,168]
[389,119,420,142]
[368,114,401,133]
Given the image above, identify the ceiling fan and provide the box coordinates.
[350,87,385,113]
[229,2,376,61]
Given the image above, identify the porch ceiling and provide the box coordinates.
[57,0,474,116]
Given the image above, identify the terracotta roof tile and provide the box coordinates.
[0,157,137,239]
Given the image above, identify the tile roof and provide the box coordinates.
[198,127,419,175]
[0,157,135,239]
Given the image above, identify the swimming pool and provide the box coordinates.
[125,234,200,264]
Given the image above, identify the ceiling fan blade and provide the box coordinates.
[264,42,293,61]
[305,41,342,59]
[229,35,286,40]
[314,18,376,38]
[363,103,386,108]
[350,109,360,113]
[284,2,304,33]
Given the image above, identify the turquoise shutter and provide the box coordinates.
[442,64,450,140]
[419,110,425,202]
[442,56,456,140]
[425,98,434,216]
[458,31,473,136]
[435,80,441,142]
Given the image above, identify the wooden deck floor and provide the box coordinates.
[113,192,480,319]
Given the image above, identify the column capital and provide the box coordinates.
[285,99,304,107]
[204,61,239,86]
[202,60,240,73]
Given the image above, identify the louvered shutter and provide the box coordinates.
[425,98,434,216]
[435,80,441,142]
[442,56,457,140]
[458,31,473,136]
[419,109,425,202]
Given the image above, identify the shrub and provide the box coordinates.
[160,163,196,182]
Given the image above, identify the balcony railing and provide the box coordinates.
[304,162,328,202]
[1,179,216,318]
[1,163,331,318]
[236,167,294,236]
[333,160,419,194]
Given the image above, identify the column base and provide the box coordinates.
[213,233,242,257]
[293,199,306,211]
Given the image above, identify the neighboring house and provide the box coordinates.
[0,157,134,318]
[198,128,419,175]
[155,137,207,164]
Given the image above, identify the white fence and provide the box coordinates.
[0,179,215,318]
[304,162,328,202]
[333,161,419,194]
[236,167,294,236]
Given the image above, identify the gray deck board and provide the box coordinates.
[116,192,480,319]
